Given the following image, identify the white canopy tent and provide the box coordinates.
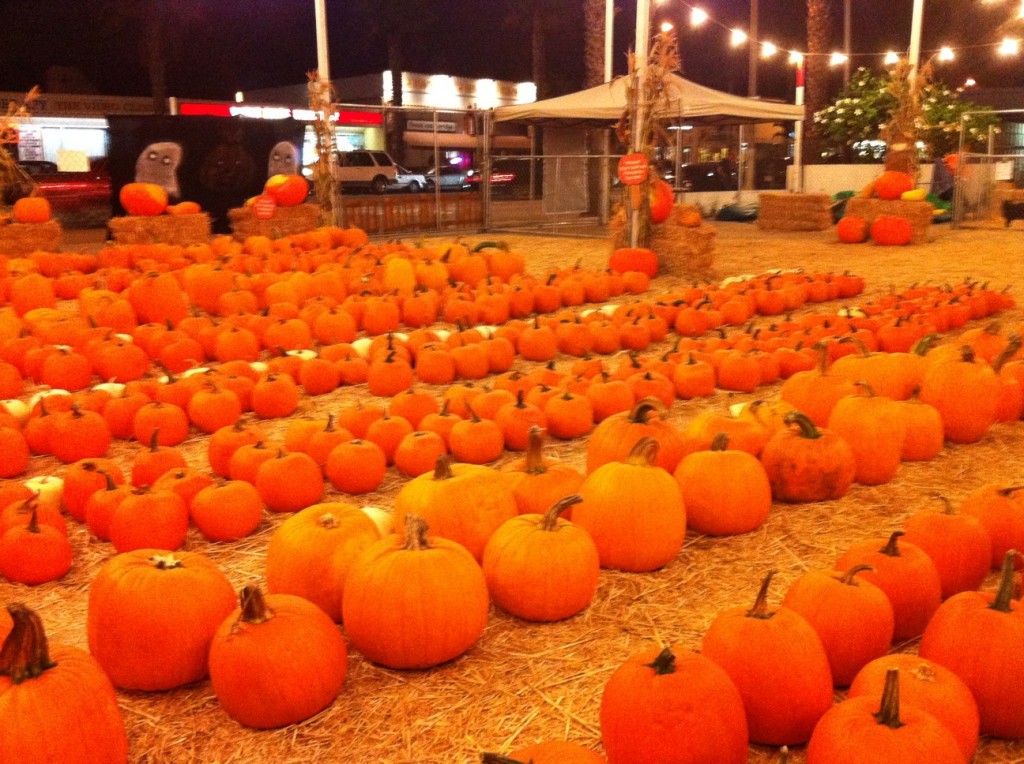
[493,73,804,126]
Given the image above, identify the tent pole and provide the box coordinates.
[792,59,805,193]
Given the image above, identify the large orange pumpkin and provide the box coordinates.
[608,247,658,278]
[119,182,168,216]
[263,174,309,207]
[873,170,915,200]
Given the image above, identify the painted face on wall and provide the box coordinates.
[135,142,183,199]
[268,141,299,177]
[198,126,256,194]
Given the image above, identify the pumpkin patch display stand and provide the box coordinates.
[610,202,716,275]
[109,182,211,246]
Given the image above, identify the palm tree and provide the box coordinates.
[583,0,609,88]
[98,0,205,113]
[805,0,834,162]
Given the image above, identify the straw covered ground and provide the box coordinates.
[5,220,1024,763]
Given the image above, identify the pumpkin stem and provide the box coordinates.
[929,493,955,514]
[148,428,161,452]
[959,345,976,364]
[628,396,666,423]
[839,564,875,585]
[710,432,730,452]
[989,549,1019,613]
[237,585,274,625]
[318,512,340,529]
[746,570,777,620]
[403,514,431,551]
[24,499,40,534]
[0,604,58,685]
[323,413,336,432]
[149,553,183,570]
[911,334,938,357]
[644,646,677,675]
[783,411,822,440]
[993,334,1022,373]
[626,436,660,467]
[778,746,790,764]
[998,486,1024,498]
[538,494,583,531]
[872,668,905,730]
[524,427,548,474]
[879,530,905,557]
[480,755,527,764]
[853,380,877,397]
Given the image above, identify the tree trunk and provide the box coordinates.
[144,0,169,114]
[804,0,833,163]
[532,2,548,100]
[583,0,606,88]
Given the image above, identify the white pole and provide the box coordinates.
[793,60,805,193]
[601,0,615,225]
[909,0,924,85]
[314,0,331,82]
[630,0,651,247]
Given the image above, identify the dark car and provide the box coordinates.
[8,159,112,227]
[665,161,738,192]
[424,164,480,191]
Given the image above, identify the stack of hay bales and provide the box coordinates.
[108,213,211,246]
[0,219,61,255]
[229,204,321,241]
[844,198,933,243]
[757,192,833,232]
[610,203,716,273]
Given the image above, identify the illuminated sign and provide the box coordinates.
[176,103,383,126]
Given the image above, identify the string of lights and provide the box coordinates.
[654,0,1023,64]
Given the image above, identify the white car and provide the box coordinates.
[392,165,433,193]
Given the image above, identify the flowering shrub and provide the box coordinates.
[814,67,1000,161]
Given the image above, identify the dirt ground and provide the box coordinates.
[5,219,1024,763]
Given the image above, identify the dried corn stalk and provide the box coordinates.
[881,59,928,176]
[1,88,39,206]
[307,71,343,226]
[618,31,680,248]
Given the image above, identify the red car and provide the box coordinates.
[12,159,112,227]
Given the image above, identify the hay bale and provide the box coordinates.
[0,219,62,255]
[610,207,715,273]
[757,192,833,232]
[844,197,933,243]
[108,213,211,246]
[228,203,321,240]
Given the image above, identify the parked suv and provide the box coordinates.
[331,150,398,194]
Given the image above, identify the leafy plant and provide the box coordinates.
[813,66,1000,162]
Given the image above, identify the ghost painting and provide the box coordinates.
[267,141,299,177]
[135,142,183,199]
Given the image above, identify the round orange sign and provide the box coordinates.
[617,152,649,186]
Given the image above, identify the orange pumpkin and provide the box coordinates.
[648,178,674,223]
[870,215,913,246]
[167,200,202,215]
[119,182,168,216]
[836,214,868,243]
[608,247,658,278]
[263,174,309,207]
[873,170,915,200]
[12,196,52,224]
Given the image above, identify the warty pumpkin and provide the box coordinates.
[759,411,856,503]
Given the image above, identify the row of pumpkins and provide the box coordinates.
[8,173,312,225]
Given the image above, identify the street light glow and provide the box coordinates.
[938,46,955,61]
[788,50,804,65]
[964,77,977,86]
[730,28,748,47]
[884,51,900,65]
[760,41,778,58]
[660,21,674,32]
[999,37,1021,55]
[829,51,849,66]
[690,7,709,27]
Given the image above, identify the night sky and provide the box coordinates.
[1,0,1021,107]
